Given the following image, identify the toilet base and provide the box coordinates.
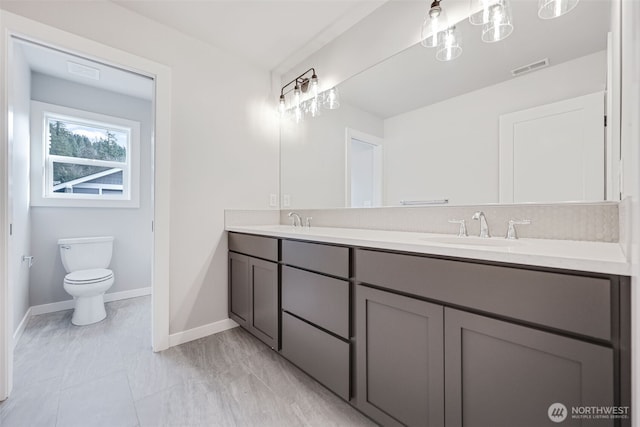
[71,294,107,326]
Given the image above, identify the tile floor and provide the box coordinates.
[0,296,376,427]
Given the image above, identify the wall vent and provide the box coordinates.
[67,61,100,80]
[511,58,550,77]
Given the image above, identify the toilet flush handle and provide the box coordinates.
[60,245,71,250]
[22,255,34,268]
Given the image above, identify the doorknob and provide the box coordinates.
[22,255,34,268]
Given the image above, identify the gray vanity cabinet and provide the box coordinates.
[280,240,351,400]
[445,308,614,427]
[355,285,445,427]
[228,233,279,349]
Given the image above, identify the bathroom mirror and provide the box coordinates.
[280,0,615,209]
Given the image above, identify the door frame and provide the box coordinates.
[344,127,383,207]
[0,10,172,400]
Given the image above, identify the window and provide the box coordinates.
[31,101,140,208]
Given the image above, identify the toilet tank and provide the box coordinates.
[58,236,114,273]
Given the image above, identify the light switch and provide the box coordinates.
[283,194,291,207]
[269,194,278,207]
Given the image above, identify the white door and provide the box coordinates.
[345,129,383,207]
[499,92,605,203]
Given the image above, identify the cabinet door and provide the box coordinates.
[249,257,278,349]
[356,285,444,427]
[445,308,614,427]
[228,252,249,328]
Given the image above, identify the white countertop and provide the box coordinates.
[226,225,630,275]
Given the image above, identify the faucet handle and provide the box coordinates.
[448,219,467,237]
[305,217,312,228]
[506,219,531,240]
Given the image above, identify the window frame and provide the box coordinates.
[30,101,141,208]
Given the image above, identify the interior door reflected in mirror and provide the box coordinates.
[280,0,616,209]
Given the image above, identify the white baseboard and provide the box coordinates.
[104,287,151,303]
[12,307,32,348]
[168,318,238,347]
[30,286,152,316]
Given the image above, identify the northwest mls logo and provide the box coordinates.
[548,403,568,423]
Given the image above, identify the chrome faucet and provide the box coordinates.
[288,211,302,227]
[472,211,490,238]
[506,219,531,240]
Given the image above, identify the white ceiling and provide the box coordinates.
[111,0,387,72]
[339,0,610,118]
[17,39,154,100]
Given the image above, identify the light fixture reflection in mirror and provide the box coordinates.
[323,87,340,109]
[482,0,514,42]
[469,0,500,25]
[421,0,449,48]
[538,0,579,19]
[436,26,463,61]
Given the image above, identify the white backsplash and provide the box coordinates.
[277,202,620,242]
[225,203,619,243]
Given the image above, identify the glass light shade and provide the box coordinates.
[278,95,286,115]
[293,85,302,107]
[469,0,502,25]
[421,6,449,48]
[323,87,340,110]
[436,26,462,62]
[481,0,513,42]
[306,97,321,117]
[538,0,579,19]
[310,75,319,98]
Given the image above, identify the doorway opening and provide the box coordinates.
[2,22,171,401]
[345,128,383,208]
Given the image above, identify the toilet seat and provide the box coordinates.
[64,268,113,285]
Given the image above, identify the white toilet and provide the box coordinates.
[58,236,115,326]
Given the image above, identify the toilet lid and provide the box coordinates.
[65,268,113,284]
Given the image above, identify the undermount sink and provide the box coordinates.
[421,236,522,248]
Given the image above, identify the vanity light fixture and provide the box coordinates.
[278,68,339,121]
[538,0,579,19]
[421,0,449,48]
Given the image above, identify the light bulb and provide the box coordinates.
[278,95,286,115]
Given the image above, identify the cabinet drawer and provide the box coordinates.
[282,240,349,278]
[281,312,350,400]
[356,249,612,341]
[282,266,349,338]
[229,232,278,261]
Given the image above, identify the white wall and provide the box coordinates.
[28,73,152,306]
[618,0,640,422]
[383,51,606,205]
[0,2,279,334]
[9,42,31,332]
[281,102,383,209]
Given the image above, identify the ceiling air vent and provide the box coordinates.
[67,61,100,80]
[511,58,549,77]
